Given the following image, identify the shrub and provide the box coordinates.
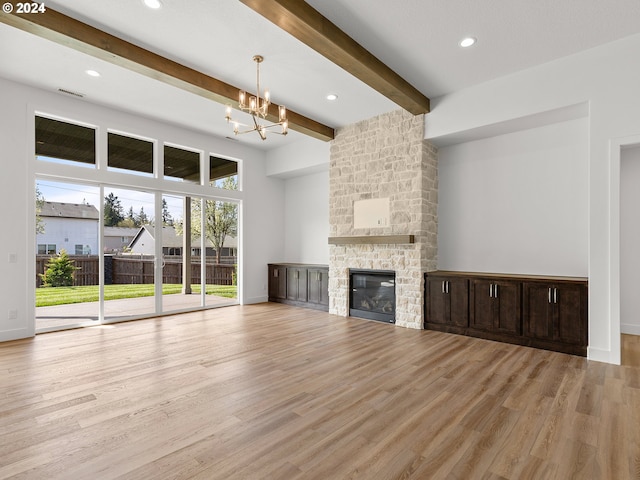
[40,249,79,287]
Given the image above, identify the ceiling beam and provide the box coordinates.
[239,0,430,115]
[0,9,335,142]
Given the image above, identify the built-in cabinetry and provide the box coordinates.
[268,263,329,311]
[425,274,469,328]
[424,271,587,356]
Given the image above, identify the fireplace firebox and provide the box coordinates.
[349,269,396,323]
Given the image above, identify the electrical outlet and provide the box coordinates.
[8,309,17,320]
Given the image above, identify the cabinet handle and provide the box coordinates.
[548,287,552,303]
[554,287,558,304]
[442,280,445,294]
[274,269,278,278]
[446,281,450,294]
[494,284,499,298]
[489,284,493,298]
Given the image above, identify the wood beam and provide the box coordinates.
[239,0,430,115]
[0,9,335,142]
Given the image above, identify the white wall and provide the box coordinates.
[620,145,640,335]
[37,217,100,255]
[426,32,640,364]
[265,136,330,178]
[438,118,588,276]
[265,136,331,265]
[0,77,285,341]
[283,171,329,264]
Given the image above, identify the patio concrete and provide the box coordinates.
[36,293,237,331]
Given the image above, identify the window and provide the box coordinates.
[75,244,91,255]
[209,155,238,190]
[108,132,153,176]
[38,244,56,254]
[165,145,200,183]
[35,116,95,167]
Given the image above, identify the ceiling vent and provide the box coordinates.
[57,88,85,98]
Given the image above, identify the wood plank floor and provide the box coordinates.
[1,303,639,479]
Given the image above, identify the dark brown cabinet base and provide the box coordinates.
[268,263,329,311]
[425,271,588,356]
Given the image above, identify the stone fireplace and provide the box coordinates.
[328,110,438,329]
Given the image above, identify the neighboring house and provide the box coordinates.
[127,225,237,261]
[103,226,140,253]
[36,201,99,255]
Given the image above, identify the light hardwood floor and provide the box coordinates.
[1,303,639,479]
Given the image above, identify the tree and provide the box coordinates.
[176,177,238,264]
[116,217,137,228]
[162,198,173,226]
[136,206,150,226]
[35,186,45,234]
[39,249,79,287]
[104,193,124,226]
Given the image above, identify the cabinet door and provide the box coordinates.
[523,283,554,340]
[308,268,329,306]
[425,276,449,325]
[470,279,494,330]
[448,277,469,327]
[287,267,308,302]
[555,283,586,345]
[268,265,287,300]
[425,276,468,327]
[493,280,521,334]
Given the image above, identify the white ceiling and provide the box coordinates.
[2,0,640,150]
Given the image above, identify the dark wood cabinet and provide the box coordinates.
[268,264,287,300]
[268,263,329,311]
[308,268,329,307]
[425,275,468,327]
[425,271,587,356]
[523,282,587,346]
[286,267,308,302]
[470,279,521,335]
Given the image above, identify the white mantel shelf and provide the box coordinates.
[328,235,415,245]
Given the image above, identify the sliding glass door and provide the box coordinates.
[102,187,158,321]
[33,113,242,332]
[35,179,100,332]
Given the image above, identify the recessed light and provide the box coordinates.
[326,93,338,101]
[460,37,476,48]
[85,70,101,77]
[143,0,162,9]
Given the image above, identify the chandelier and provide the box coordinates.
[225,55,288,140]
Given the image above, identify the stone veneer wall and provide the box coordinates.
[329,109,438,329]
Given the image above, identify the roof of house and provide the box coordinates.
[39,201,99,220]
[128,225,237,250]
[103,226,140,237]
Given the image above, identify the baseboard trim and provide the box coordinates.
[621,323,640,335]
[243,295,268,305]
[0,328,34,343]
[587,346,619,365]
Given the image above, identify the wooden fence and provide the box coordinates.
[36,255,235,287]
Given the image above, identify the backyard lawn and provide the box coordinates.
[36,284,237,307]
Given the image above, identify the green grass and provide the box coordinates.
[36,284,237,307]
